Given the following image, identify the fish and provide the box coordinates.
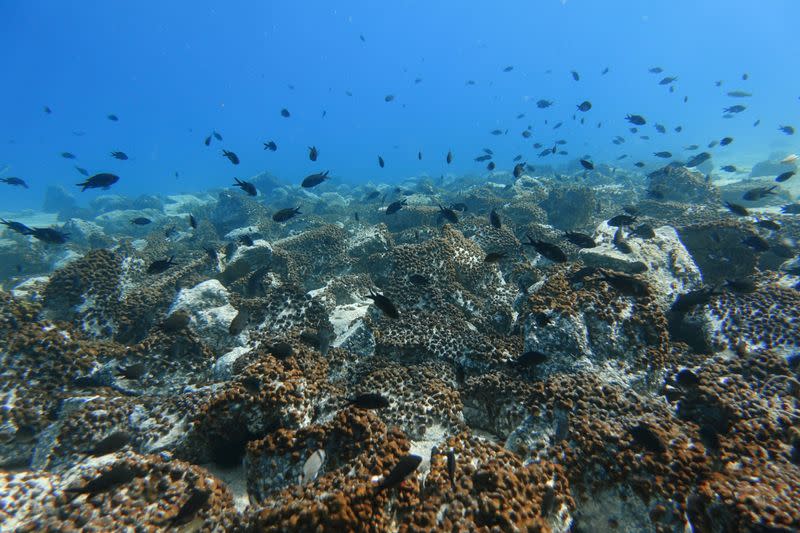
[229,309,250,335]
[308,146,319,161]
[348,393,390,409]
[553,122,563,129]
[188,214,197,229]
[61,152,76,159]
[755,219,781,231]
[725,278,757,293]
[131,217,151,225]
[222,149,240,165]
[753,120,760,127]
[675,126,683,132]
[685,152,711,168]
[513,350,548,368]
[446,150,453,164]
[483,148,494,154]
[147,256,175,274]
[280,108,290,117]
[1,219,34,235]
[601,66,609,75]
[0,177,28,188]
[446,449,456,489]
[263,140,277,151]
[503,65,514,72]
[408,274,429,286]
[268,342,293,359]
[684,145,699,150]
[721,165,737,172]
[570,70,580,81]
[727,90,752,97]
[719,137,733,146]
[536,99,553,108]
[385,199,407,215]
[634,162,645,168]
[724,201,749,216]
[378,156,385,168]
[776,170,795,182]
[487,161,496,171]
[674,368,700,388]
[65,463,136,495]
[521,130,532,138]
[273,207,301,222]
[579,159,594,170]
[301,170,330,188]
[367,289,400,318]
[708,140,718,148]
[608,214,637,227]
[77,173,119,191]
[213,130,223,141]
[376,454,422,491]
[649,67,663,73]
[742,185,777,201]
[628,422,666,453]
[576,101,592,112]
[513,162,525,178]
[598,271,649,297]
[44,105,52,114]
[438,204,458,224]
[89,431,132,456]
[474,155,492,162]
[118,363,146,380]
[723,105,746,114]
[653,151,672,158]
[523,236,567,263]
[564,232,596,248]
[74,166,89,176]
[360,34,365,42]
[107,114,119,121]
[659,76,678,85]
[489,209,501,229]
[110,151,128,160]
[168,488,210,527]
[683,96,688,103]
[484,251,507,263]
[779,125,795,135]
[742,234,769,252]
[613,228,632,254]
[490,129,504,136]
[384,94,395,102]
[626,114,646,125]
[30,227,69,244]
[160,310,190,333]
[418,151,422,160]
[654,124,666,133]
[232,177,257,196]
[300,450,326,484]
[204,135,211,146]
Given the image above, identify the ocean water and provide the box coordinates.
[1,0,798,211]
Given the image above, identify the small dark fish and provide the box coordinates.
[302,170,330,188]
[65,463,136,495]
[626,114,646,125]
[781,203,800,214]
[110,150,129,161]
[169,488,210,527]
[514,350,548,368]
[724,201,749,216]
[513,162,526,178]
[131,217,151,226]
[598,271,649,297]
[721,165,737,172]
[384,94,395,102]
[483,148,494,155]
[742,234,769,252]
[267,341,293,359]
[44,105,52,114]
[188,214,197,229]
[727,90,751,97]
[222,149,240,165]
[719,137,733,146]
[213,130,222,141]
[776,170,795,183]
[354,212,359,222]
[683,96,688,103]
[564,231,596,248]
[89,431,132,456]
[632,223,656,240]
[579,159,594,170]
[725,278,756,293]
[385,199,407,215]
[377,454,422,491]
[576,101,592,112]
[446,150,453,164]
[601,66,609,75]
[232,177,257,196]
[571,70,580,81]
[204,135,211,146]
[742,185,777,201]
[513,154,523,161]
[654,124,666,133]
[308,146,319,161]
[367,289,400,318]
[360,34,365,42]
[778,125,795,135]
[0,177,28,188]
[474,154,492,162]
[119,363,146,380]
[671,287,717,314]
[628,422,666,454]
[653,151,672,158]
[634,162,645,168]
[675,368,700,388]
[756,219,781,231]
[74,166,89,176]
[409,274,429,286]
[273,207,301,222]
[1,219,33,235]
[438,204,458,224]
[608,214,637,227]
[524,236,567,263]
[487,161,496,171]
[503,65,514,72]
[107,114,119,121]
[31,227,69,244]
[147,256,175,275]
[553,122,563,129]
[649,67,663,73]
[536,99,553,108]
[378,155,385,168]
[77,173,119,191]
[446,449,456,489]
[685,152,711,168]
[489,209,501,229]
[675,126,683,132]
[349,393,390,409]
[229,309,250,335]
[263,140,277,151]
[61,152,76,159]
[280,108,290,117]
[708,140,719,148]
[484,251,507,263]
[613,228,632,254]
[418,151,422,160]
[723,105,746,114]
[490,129,504,136]
[659,76,678,85]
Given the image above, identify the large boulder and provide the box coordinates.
[647,165,719,204]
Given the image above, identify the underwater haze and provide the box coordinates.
[1,0,799,210]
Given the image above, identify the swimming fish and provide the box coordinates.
[366,290,399,318]
[308,146,319,161]
[348,393,390,409]
[376,454,422,491]
[302,170,330,188]
[222,149,240,165]
[232,177,257,196]
[147,256,175,274]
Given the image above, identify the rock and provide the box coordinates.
[647,165,719,204]
[93,209,165,235]
[169,280,242,351]
[346,224,393,258]
[62,218,114,247]
[540,186,598,230]
[219,240,274,285]
[11,276,50,302]
[719,177,788,208]
[42,185,78,217]
[750,155,796,178]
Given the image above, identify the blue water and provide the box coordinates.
[1,0,798,212]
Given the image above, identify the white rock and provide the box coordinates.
[169,280,243,352]
[12,276,50,302]
[212,346,252,380]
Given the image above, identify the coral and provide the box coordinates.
[647,164,719,204]
[539,186,598,230]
